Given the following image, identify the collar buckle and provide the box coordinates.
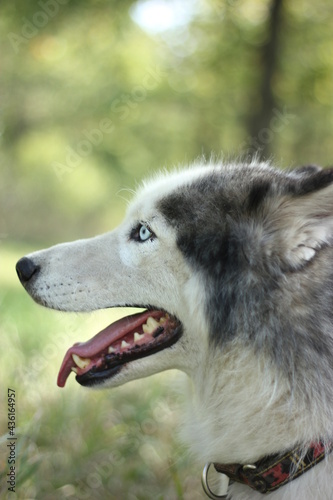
[201,463,228,499]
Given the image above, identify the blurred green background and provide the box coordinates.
[0,0,332,498]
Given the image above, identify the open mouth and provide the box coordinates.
[57,309,183,388]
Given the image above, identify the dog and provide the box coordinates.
[16,160,333,499]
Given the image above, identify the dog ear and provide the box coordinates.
[268,167,333,271]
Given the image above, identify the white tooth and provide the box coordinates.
[108,346,116,354]
[142,324,150,334]
[121,340,130,349]
[71,366,78,374]
[134,332,145,342]
[143,317,160,334]
[148,317,160,328]
[72,354,91,369]
[159,316,167,324]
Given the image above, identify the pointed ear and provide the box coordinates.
[268,168,333,271]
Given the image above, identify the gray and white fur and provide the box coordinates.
[16,161,333,499]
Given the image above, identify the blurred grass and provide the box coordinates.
[0,242,203,499]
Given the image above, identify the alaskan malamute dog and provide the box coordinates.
[16,161,333,499]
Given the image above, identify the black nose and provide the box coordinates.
[16,257,40,284]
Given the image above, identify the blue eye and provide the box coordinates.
[130,223,155,242]
[139,224,152,241]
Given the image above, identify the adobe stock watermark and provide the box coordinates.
[241,106,296,158]
[74,451,126,499]
[109,66,164,120]
[7,0,68,54]
[210,0,239,20]
[51,118,114,181]
[67,415,161,498]
[17,316,80,391]
[51,66,164,182]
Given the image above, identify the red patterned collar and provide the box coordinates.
[202,441,333,498]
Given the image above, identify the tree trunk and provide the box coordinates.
[248,0,284,159]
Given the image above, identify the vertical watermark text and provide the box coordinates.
[7,388,17,493]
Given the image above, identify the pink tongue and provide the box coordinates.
[57,310,161,388]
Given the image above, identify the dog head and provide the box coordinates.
[16,161,333,400]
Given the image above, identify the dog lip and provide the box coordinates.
[57,309,171,388]
[76,365,122,387]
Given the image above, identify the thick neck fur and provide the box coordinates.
[184,343,331,462]
[180,339,333,498]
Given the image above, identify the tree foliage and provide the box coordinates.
[1,0,332,243]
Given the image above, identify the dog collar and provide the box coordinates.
[202,441,333,499]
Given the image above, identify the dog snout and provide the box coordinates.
[16,257,40,284]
